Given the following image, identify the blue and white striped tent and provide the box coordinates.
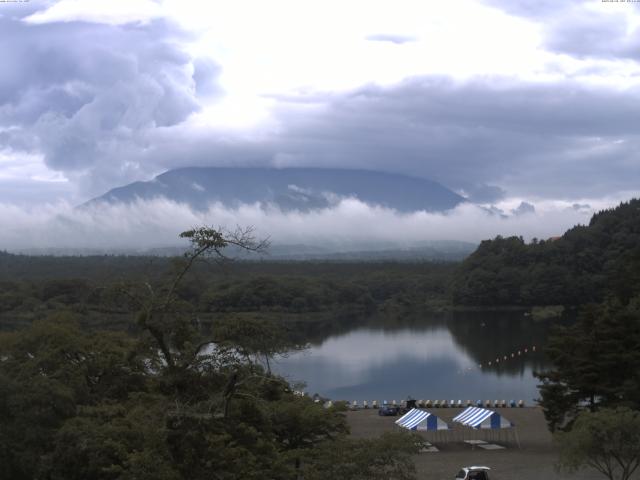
[395,408,450,431]
[452,406,513,429]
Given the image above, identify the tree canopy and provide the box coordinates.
[0,226,420,479]
[556,407,640,480]
[536,298,640,431]
[453,198,640,306]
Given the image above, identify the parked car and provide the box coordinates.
[455,466,490,480]
[378,404,400,416]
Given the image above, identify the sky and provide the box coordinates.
[1,0,639,250]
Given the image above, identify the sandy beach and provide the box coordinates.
[346,407,618,480]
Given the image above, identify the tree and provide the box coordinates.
[1,226,416,479]
[300,431,421,480]
[0,313,146,480]
[117,226,268,373]
[269,395,349,472]
[48,395,179,480]
[213,315,304,374]
[536,298,640,431]
[556,408,640,480]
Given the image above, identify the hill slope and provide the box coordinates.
[452,198,640,306]
[85,167,465,213]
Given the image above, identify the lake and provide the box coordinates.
[274,311,561,404]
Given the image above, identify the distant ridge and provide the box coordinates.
[6,241,477,261]
[85,167,465,213]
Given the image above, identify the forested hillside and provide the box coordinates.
[452,199,640,306]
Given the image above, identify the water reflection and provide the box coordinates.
[274,312,559,402]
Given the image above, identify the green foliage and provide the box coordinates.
[213,316,304,374]
[0,313,146,480]
[530,305,564,321]
[49,396,179,480]
[300,431,421,480]
[453,198,640,306]
[536,298,640,431]
[1,227,396,479]
[269,395,349,452]
[200,275,378,314]
[556,407,640,480]
[0,251,456,332]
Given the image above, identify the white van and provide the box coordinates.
[455,466,490,480]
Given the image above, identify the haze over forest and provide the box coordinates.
[1,0,639,251]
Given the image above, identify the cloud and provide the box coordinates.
[544,9,640,61]
[2,0,639,210]
[458,184,506,203]
[4,12,640,204]
[481,0,569,19]
[192,57,223,99]
[0,196,618,253]
[0,15,218,196]
[261,78,640,199]
[59,74,640,203]
[511,201,535,216]
[24,0,164,26]
[483,0,640,62]
[365,33,418,44]
[572,202,591,212]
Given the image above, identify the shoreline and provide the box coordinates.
[346,407,607,480]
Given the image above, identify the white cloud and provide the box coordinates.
[24,0,164,26]
[0,195,625,252]
[0,148,67,183]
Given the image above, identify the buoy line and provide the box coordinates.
[456,345,538,375]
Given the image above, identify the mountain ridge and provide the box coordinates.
[85,166,465,213]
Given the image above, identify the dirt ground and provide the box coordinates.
[345,407,622,480]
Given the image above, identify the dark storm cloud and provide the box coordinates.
[109,75,640,201]
[365,34,418,44]
[0,13,220,194]
[257,78,640,199]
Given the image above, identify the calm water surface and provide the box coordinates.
[274,311,558,403]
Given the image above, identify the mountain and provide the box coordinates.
[85,167,465,212]
[452,198,640,306]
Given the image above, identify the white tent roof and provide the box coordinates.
[452,406,513,429]
[395,408,450,431]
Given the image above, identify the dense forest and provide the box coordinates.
[0,252,455,334]
[452,198,640,306]
[0,227,425,480]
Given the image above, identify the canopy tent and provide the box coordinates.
[452,407,520,448]
[452,406,513,429]
[395,408,450,431]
